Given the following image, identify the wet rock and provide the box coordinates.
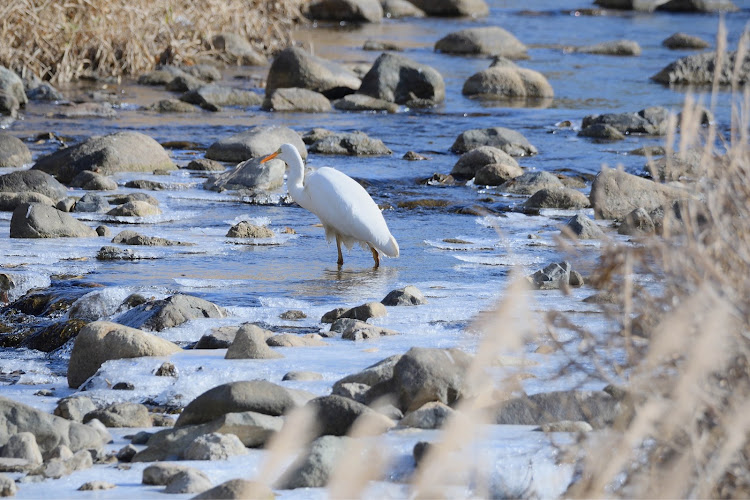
[138,66,190,85]
[575,39,641,56]
[26,82,64,101]
[52,102,117,119]
[578,123,626,141]
[280,309,306,320]
[184,158,225,171]
[536,420,593,433]
[594,0,738,12]
[194,326,239,349]
[330,318,400,340]
[451,127,537,156]
[205,125,307,163]
[333,94,399,113]
[563,214,605,239]
[123,179,169,191]
[67,321,181,388]
[106,200,161,217]
[436,26,527,58]
[112,230,186,246]
[493,390,621,428]
[581,106,669,136]
[283,371,324,381]
[618,207,656,235]
[407,0,489,16]
[32,131,176,184]
[194,479,273,499]
[0,474,15,496]
[83,402,152,428]
[0,66,27,116]
[390,347,473,412]
[108,192,159,206]
[175,380,303,426]
[69,171,118,191]
[267,333,327,347]
[663,32,709,50]
[418,173,455,185]
[225,323,284,359]
[204,156,285,192]
[499,171,563,195]
[73,193,109,213]
[332,382,369,403]
[262,88,332,112]
[112,381,135,390]
[55,196,77,212]
[165,74,204,92]
[524,187,591,210]
[307,395,394,437]
[265,47,361,100]
[0,170,68,201]
[381,285,427,306]
[450,146,519,179]
[322,301,387,323]
[475,163,525,185]
[276,435,349,489]
[210,33,267,66]
[20,318,87,352]
[652,50,748,86]
[180,84,262,110]
[54,396,97,422]
[399,401,454,429]
[96,246,138,261]
[78,481,115,491]
[403,151,428,161]
[29,449,92,479]
[381,0,426,17]
[357,52,445,105]
[143,463,194,485]
[0,134,31,167]
[306,0,384,23]
[183,432,247,460]
[302,128,334,145]
[527,261,571,290]
[590,166,689,220]
[116,444,137,461]
[10,203,97,238]
[116,293,227,332]
[463,66,553,100]
[363,40,402,51]
[145,99,199,113]
[0,432,43,466]
[0,192,55,212]
[0,397,106,454]
[226,221,274,238]
[333,354,402,393]
[164,469,213,494]
[649,149,704,181]
[310,131,392,155]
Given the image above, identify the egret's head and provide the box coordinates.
[260,143,299,165]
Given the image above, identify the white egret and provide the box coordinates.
[261,143,399,267]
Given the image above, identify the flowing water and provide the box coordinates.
[1,1,748,498]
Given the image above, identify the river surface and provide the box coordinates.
[0,1,748,498]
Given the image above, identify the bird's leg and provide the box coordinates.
[369,245,380,268]
[336,236,344,266]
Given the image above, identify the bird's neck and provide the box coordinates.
[286,151,305,200]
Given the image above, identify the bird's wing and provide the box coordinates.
[302,167,396,253]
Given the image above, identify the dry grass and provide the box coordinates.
[0,0,305,83]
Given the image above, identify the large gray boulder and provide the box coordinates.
[275,436,350,489]
[262,88,332,112]
[67,321,182,388]
[32,132,176,184]
[381,285,427,306]
[450,145,519,179]
[69,171,118,191]
[332,354,403,393]
[524,187,591,210]
[499,171,563,195]
[590,167,690,220]
[82,403,152,428]
[462,66,553,99]
[10,203,97,238]
[333,94,399,113]
[115,293,227,332]
[0,66,27,116]
[0,134,31,167]
[435,27,527,58]
[581,107,670,136]
[0,170,68,201]
[493,390,622,429]
[563,214,606,240]
[180,84,263,110]
[309,131,392,156]
[182,433,247,461]
[306,395,394,436]
[357,53,445,105]
[265,47,361,99]
[175,381,305,427]
[225,324,284,360]
[451,127,537,156]
[204,157,285,192]
[0,397,106,454]
[652,50,749,86]
[407,0,488,16]
[306,0,384,22]
[205,125,307,163]
[0,192,55,212]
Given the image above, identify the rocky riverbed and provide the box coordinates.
[0,0,747,498]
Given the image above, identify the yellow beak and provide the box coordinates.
[260,150,280,164]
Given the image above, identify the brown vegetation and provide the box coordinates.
[0,0,304,83]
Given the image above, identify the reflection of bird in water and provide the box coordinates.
[261,144,399,267]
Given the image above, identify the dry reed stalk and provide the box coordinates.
[0,0,305,83]
[567,19,750,498]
